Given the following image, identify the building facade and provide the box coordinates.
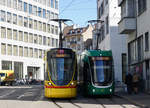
[0,0,59,80]
[97,0,127,82]
[63,25,93,55]
[118,0,150,92]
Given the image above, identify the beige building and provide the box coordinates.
[118,0,150,92]
[63,25,93,54]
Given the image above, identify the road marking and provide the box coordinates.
[0,90,16,98]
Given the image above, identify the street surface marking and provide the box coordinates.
[0,90,16,98]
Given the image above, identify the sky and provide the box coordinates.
[59,0,97,27]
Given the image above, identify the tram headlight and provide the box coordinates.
[71,82,74,85]
[93,89,95,92]
[48,82,52,86]
[110,89,112,92]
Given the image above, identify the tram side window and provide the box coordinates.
[83,62,91,82]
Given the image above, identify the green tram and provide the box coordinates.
[79,50,115,96]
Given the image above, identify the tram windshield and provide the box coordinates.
[90,57,113,85]
[47,57,74,86]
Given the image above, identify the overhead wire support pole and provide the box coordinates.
[50,19,72,48]
[88,19,104,50]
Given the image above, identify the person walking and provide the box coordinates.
[132,72,139,94]
[125,72,133,94]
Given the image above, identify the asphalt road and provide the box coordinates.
[0,85,140,108]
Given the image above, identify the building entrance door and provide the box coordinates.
[146,60,150,91]
[27,66,40,80]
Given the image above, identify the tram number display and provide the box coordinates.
[92,57,110,61]
[55,54,70,57]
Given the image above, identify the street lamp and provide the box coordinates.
[88,19,104,50]
[50,19,73,48]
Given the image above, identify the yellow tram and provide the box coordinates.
[44,48,77,98]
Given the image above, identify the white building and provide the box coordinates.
[97,0,127,82]
[0,0,59,80]
[118,0,150,92]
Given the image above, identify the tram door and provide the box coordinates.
[146,60,150,91]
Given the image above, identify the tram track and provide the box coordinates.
[51,99,63,108]
[68,99,82,108]
[51,99,82,108]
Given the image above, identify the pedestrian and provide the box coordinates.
[125,72,133,94]
[132,72,139,94]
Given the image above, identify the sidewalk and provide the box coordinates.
[115,86,150,108]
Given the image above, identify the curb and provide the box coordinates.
[114,94,149,108]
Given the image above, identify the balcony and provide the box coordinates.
[118,17,136,34]
[118,0,124,6]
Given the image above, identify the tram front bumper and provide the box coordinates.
[45,87,77,98]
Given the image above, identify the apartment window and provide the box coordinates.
[13,14,17,25]
[47,37,50,46]
[43,23,46,32]
[122,53,127,82]
[51,25,54,34]
[24,2,27,12]
[29,48,33,57]
[34,20,37,29]
[34,48,38,58]
[29,33,33,43]
[13,45,18,56]
[56,39,58,47]
[34,34,38,44]
[18,16,23,26]
[39,49,42,58]
[51,12,54,19]
[43,36,46,45]
[1,27,6,38]
[47,24,51,33]
[47,10,50,19]
[19,31,23,41]
[43,9,46,18]
[13,30,17,40]
[38,7,42,17]
[24,17,28,27]
[0,11,5,22]
[7,12,11,23]
[39,35,42,45]
[106,16,109,34]
[47,0,50,7]
[105,0,108,5]
[145,32,149,51]
[128,41,136,64]
[1,43,6,55]
[138,0,146,14]
[24,32,28,42]
[51,0,54,8]
[137,36,143,61]
[55,26,58,35]
[7,28,12,39]
[19,46,23,56]
[7,0,11,7]
[55,13,58,19]
[38,21,42,31]
[24,47,28,57]
[29,4,32,14]
[29,18,33,28]
[55,0,58,9]
[52,38,54,46]
[33,6,37,16]
[7,44,12,55]
[13,0,17,9]
[18,0,22,11]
